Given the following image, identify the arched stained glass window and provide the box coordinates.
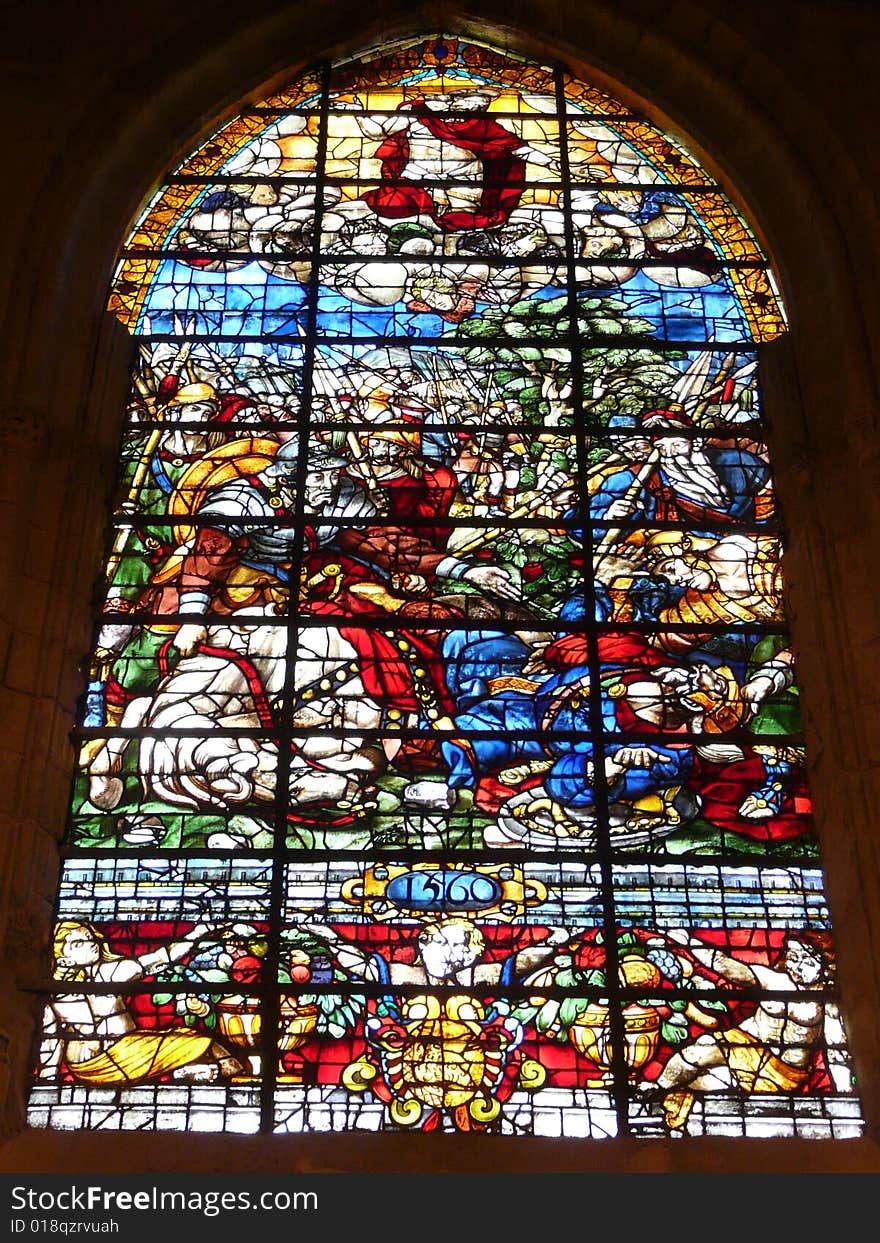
[28,34,864,1139]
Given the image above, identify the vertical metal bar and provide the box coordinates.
[259,57,333,1134]
[554,64,631,1136]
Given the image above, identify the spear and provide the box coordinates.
[343,429,385,506]
[673,353,758,422]
[439,490,574,622]
[691,360,758,421]
[478,362,497,425]
[447,485,571,558]
[671,348,713,406]
[105,339,195,583]
[592,445,663,566]
[199,339,240,390]
[430,353,451,426]
[138,345,157,393]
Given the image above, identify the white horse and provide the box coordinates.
[286,625,385,810]
[87,613,385,813]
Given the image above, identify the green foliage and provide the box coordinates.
[295,993,361,1039]
[492,531,581,611]
[279,927,340,960]
[661,1013,690,1044]
[453,293,684,428]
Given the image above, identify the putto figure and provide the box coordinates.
[647,931,852,1132]
[40,921,243,1085]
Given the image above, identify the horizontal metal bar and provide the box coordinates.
[126,333,761,351]
[160,174,719,192]
[24,980,841,1003]
[107,511,777,533]
[163,174,588,188]
[115,419,768,439]
[55,844,819,865]
[235,107,640,121]
[72,724,804,743]
[91,611,787,635]
[115,420,585,436]
[122,248,764,270]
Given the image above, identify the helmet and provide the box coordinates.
[161,380,218,407]
[364,427,422,453]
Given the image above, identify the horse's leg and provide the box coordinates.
[87,696,151,810]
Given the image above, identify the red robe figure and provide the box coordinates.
[360,92,529,233]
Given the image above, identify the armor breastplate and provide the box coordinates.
[247,524,302,563]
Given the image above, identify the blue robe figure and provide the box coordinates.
[440,631,695,830]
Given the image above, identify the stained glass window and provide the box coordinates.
[28,34,864,1139]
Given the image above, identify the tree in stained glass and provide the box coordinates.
[29,34,863,1139]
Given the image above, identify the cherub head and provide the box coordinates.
[417,918,486,981]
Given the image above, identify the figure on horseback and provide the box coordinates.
[87,438,387,816]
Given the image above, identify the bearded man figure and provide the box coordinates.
[591,408,771,527]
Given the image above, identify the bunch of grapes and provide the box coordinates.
[647,946,684,983]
